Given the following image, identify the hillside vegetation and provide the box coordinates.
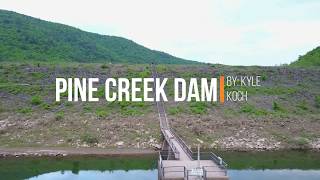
[291,47,320,67]
[0,63,320,150]
[0,10,197,64]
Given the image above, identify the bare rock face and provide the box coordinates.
[151,143,162,150]
[0,120,9,130]
[148,137,161,149]
[217,129,282,150]
[196,138,204,144]
[311,139,320,149]
[115,141,124,147]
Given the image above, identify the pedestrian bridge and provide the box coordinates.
[152,65,229,180]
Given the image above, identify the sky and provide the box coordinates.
[0,0,320,65]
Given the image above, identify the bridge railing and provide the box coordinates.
[162,166,186,179]
[192,152,228,170]
[158,152,163,179]
[152,63,227,174]
[169,127,228,169]
[159,150,178,160]
[203,166,228,177]
[169,128,193,159]
[161,128,180,159]
[159,152,186,179]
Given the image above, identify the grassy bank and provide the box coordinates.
[0,62,320,151]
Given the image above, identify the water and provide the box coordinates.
[220,150,320,180]
[0,151,319,180]
[28,170,157,180]
[229,169,320,180]
[0,155,158,180]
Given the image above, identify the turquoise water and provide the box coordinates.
[0,151,320,180]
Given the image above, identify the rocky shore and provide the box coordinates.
[0,147,157,158]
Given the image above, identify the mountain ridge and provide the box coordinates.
[0,9,199,64]
[291,46,320,67]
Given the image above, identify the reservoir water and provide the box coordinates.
[0,151,319,180]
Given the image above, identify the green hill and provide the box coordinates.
[291,47,320,67]
[0,10,198,64]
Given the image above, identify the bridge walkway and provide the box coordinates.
[151,64,228,180]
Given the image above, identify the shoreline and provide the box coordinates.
[0,147,157,157]
[0,147,319,158]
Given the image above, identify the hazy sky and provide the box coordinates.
[1,0,320,65]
